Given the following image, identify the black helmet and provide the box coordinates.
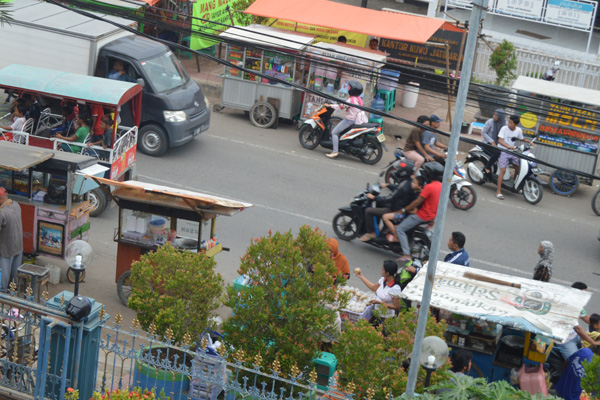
[392,158,415,182]
[419,162,444,182]
[347,80,363,97]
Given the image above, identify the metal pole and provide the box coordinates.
[361,0,368,7]
[404,0,488,396]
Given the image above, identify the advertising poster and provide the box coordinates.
[301,93,329,120]
[264,19,368,47]
[378,23,464,70]
[544,0,596,30]
[495,0,545,20]
[38,221,65,256]
[537,103,600,154]
[191,0,241,50]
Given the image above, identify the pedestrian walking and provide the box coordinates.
[0,187,23,291]
[532,240,554,282]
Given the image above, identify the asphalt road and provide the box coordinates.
[41,109,600,323]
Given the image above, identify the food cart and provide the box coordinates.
[401,262,591,383]
[511,76,600,196]
[215,24,316,129]
[81,177,252,305]
[300,42,387,121]
[0,141,107,259]
[0,64,143,216]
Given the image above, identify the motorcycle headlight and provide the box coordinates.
[163,110,187,122]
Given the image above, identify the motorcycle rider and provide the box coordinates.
[382,175,425,242]
[359,159,416,242]
[325,80,365,159]
[420,115,448,164]
[395,162,444,266]
[404,115,432,171]
[481,109,506,181]
[496,115,535,200]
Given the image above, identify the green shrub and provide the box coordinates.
[489,40,518,86]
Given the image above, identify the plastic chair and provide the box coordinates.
[467,121,485,135]
[368,115,384,133]
[377,89,396,113]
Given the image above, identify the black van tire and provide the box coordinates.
[89,188,108,217]
[139,124,168,156]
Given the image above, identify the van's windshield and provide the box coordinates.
[140,51,189,93]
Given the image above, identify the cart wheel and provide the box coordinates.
[550,169,578,196]
[89,187,108,218]
[66,267,86,284]
[249,102,277,129]
[212,104,224,113]
[117,270,132,306]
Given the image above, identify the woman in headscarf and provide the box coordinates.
[482,108,507,181]
[326,238,349,281]
[533,240,554,282]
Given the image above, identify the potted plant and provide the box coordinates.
[128,243,224,400]
[581,354,600,399]
[222,226,350,388]
[333,310,447,398]
[474,39,518,118]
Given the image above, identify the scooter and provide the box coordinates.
[542,61,561,81]
[465,142,545,204]
[299,105,387,165]
[381,147,477,210]
[331,182,432,261]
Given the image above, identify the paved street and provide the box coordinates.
[40,108,600,323]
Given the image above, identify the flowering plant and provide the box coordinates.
[128,243,223,344]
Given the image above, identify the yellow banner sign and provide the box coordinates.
[264,19,368,47]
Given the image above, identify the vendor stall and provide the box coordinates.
[216,24,315,129]
[82,177,252,305]
[0,141,107,258]
[301,42,387,120]
[401,262,591,383]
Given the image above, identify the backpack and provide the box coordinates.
[350,96,369,125]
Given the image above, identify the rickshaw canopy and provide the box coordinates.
[401,262,592,342]
[0,64,143,107]
[0,141,100,172]
[85,177,253,216]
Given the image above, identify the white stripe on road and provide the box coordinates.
[205,133,381,175]
[139,173,597,292]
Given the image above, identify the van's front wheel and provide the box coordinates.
[139,124,168,157]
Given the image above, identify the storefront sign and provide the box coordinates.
[378,23,464,70]
[264,19,368,47]
[401,262,592,341]
[544,0,595,29]
[537,103,600,154]
[191,0,240,50]
[495,0,545,19]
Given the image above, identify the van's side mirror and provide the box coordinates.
[136,78,145,88]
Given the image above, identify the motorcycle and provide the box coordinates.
[381,147,477,211]
[331,182,432,261]
[299,105,387,165]
[465,142,545,205]
[542,60,561,81]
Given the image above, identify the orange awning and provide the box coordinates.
[245,0,445,44]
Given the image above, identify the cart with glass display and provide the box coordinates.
[215,24,315,129]
[82,177,252,305]
[0,141,107,281]
[401,262,591,386]
[300,42,387,123]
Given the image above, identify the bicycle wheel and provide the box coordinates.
[550,169,578,196]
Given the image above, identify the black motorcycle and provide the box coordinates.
[298,105,386,165]
[331,182,432,261]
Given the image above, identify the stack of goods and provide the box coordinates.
[338,285,378,324]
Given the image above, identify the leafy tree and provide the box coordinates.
[128,243,223,344]
[489,40,518,87]
[581,353,600,399]
[223,226,349,376]
[334,310,447,398]
[230,0,267,26]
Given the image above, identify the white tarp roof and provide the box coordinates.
[309,42,387,67]
[401,262,592,342]
[512,76,600,108]
[219,24,315,51]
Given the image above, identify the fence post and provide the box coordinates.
[46,291,108,400]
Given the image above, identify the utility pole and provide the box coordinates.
[403,0,489,396]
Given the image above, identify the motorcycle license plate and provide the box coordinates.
[377,133,386,142]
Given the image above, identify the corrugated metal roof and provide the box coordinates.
[220,24,315,51]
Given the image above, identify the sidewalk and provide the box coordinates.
[179,50,484,154]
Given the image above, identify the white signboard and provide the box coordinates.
[544,0,595,29]
[447,0,474,8]
[401,262,592,341]
[496,0,545,19]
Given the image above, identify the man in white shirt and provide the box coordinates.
[495,115,535,200]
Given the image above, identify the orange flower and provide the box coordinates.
[67,388,74,393]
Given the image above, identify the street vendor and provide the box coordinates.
[355,260,402,321]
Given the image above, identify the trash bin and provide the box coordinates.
[402,82,420,109]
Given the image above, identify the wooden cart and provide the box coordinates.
[82,177,252,305]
